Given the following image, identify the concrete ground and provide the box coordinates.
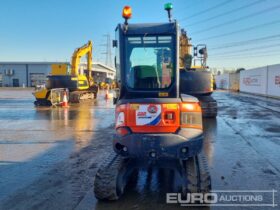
[0,89,279,210]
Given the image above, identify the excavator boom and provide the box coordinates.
[71,40,93,81]
[179,29,192,69]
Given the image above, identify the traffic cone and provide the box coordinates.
[61,90,69,107]
[105,87,113,99]
[105,89,109,99]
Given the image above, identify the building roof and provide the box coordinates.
[80,62,116,73]
[93,62,115,72]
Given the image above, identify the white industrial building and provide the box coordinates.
[80,62,116,83]
[0,62,116,87]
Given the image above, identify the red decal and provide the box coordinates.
[147,105,158,114]
[137,112,146,117]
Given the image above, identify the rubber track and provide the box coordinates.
[186,152,211,193]
[69,92,80,103]
[200,100,218,118]
[94,153,126,200]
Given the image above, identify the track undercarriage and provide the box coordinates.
[34,90,98,106]
[69,91,97,103]
[198,95,218,118]
[94,152,211,201]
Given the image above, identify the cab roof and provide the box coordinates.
[117,22,178,35]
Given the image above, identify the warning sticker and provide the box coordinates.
[130,104,139,110]
[136,104,161,126]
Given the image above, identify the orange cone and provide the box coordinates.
[105,89,109,99]
[105,88,113,99]
[61,91,69,107]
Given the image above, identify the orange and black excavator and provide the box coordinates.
[94,4,211,201]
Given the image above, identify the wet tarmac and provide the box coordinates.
[0,89,279,210]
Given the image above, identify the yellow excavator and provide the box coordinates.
[179,29,217,117]
[33,41,99,106]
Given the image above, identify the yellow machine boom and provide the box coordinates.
[179,29,192,69]
[71,41,93,82]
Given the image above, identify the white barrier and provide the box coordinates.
[215,65,280,98]
[267,64,280,98]
[240,67,268,95]
[229,73,240,91]
[238,64,280,98]
[215,73,240,91]
[215,74,229,89]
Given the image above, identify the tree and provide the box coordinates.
[236,68,245,73]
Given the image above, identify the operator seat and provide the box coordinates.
[133,65,160,89]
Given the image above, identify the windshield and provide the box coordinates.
[125,35,175,90]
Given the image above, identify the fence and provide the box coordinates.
[215,73,240,91]
[215,64,280,98]
[50,88,69,106]
[267,64,280,98]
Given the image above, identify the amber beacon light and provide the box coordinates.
[122,6,132,19]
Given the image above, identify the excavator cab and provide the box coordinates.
[94,4,211,201]
[110,5,206,161]
[114,23,178,100]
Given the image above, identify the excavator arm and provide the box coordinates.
[179,29,192,69]
[71,41,93,83]
[179,29,208,70]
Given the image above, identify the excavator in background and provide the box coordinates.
[99,78,113,90]
[179,30,217,118]
[33,41,98,106]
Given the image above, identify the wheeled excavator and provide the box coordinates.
[33,41,98,106]
[94,4,211,201]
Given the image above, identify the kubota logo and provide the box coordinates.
[147,105,158,114]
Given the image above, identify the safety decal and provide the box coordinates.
[136,104,161,126]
